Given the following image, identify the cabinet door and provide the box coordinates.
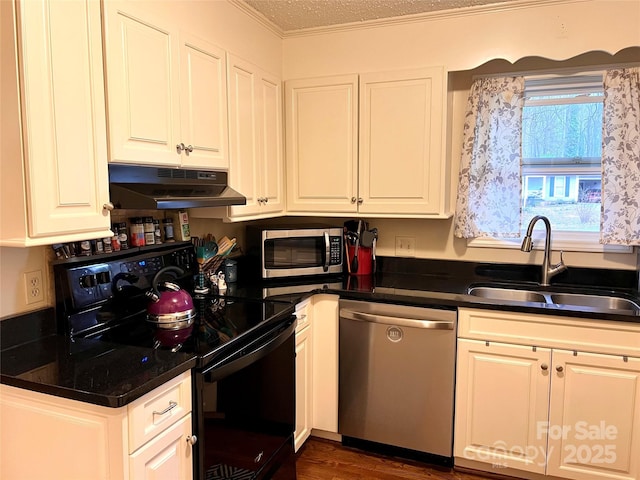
[130,413,194,479]
[359,67,446,215]
[311,295,339,433]
[179,33,229,169]
[258,72,284,215]
[455,339,551,474]
[285,75,359,213]
[103,3,181,166]
[547,350,640,480]
[17,0,111,239]
[227,54,260,214]
[294,324,313,452]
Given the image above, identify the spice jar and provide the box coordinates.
[162,218,175,242]
[130,218,145,247]
[143,216,155,245]
[153,219,162,244]
[117,222,129,250]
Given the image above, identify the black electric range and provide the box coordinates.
[54,243,297,480]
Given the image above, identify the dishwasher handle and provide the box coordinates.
[340,308,454,330]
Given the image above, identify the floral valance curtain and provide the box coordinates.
[601,67,640,246]
[454,76,525,239]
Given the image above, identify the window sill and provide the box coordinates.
[468,232,634,254]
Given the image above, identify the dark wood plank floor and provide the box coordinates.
[296,438,498,480]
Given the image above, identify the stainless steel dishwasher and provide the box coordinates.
[339,299,456,465]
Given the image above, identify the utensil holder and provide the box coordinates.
[347,245,372,276]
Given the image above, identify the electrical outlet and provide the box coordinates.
[395,236,416,257]
[24,270,44,304]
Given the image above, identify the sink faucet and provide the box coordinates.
[521,215,567,286]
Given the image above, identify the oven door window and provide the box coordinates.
[198,327,295,480]
[263,237,324,269]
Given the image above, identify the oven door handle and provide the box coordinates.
[203,317,296,381]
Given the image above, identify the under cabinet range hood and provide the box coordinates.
[108,165,246,209]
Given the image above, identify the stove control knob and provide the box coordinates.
[186,435,198,446]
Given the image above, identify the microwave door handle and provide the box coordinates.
[323,231,330,272]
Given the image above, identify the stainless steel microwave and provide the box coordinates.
[247,225,344,279]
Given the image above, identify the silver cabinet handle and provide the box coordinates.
[176,143,185,153]
[103,202,114,212]
[341,309,454,330]
[264,197,269,203]
[556,365,564,373]
[153,401,177,417]
[185,144,193,153]
[186,435,198,445]
[351,197,357,203]
[541,363,549,371]
[357,198,363,205]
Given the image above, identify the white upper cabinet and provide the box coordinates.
[225,55,284,220]
[102,2,228,169]
[285,75,359,214]
[285,68,450,218]
[359,67,447,215]
[0,0,112,246]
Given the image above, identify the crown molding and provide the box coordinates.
[279,0,590,38]
[228,0,284,38]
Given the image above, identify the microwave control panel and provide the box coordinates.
[329,236,343,265]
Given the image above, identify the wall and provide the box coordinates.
[0,247,50,319]
[281,0,640,270]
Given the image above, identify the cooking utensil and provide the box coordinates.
[360,230,375,248]
[351,220,362,273]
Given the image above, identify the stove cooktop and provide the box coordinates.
[86,296,294,367]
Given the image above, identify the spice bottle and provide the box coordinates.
[162,218,175,242]
[143,216,155,245]
[130,218,145,247]
[153,219,162,244]
[117,222,129,250]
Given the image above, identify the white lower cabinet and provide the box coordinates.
[455,308,640,480]
[293,295,339,451]
[0,371,194,480]
[294,299,313,452]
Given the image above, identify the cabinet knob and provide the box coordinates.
[185,144,193,154]
[176,143,185,153]
[103,202,114,212]
[186,435,198,446]
[556,365,564,373]
[264,197,269,203]
[357,198,363,205]
[540,363,549,371]
[351,197,357,203]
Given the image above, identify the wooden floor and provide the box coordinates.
[296,438,497,480]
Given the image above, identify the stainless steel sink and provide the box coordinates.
[467,287,547,304]
[549,293,640,313]
[467,285,640,314]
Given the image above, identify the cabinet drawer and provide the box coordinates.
[458,308,640,357]
[128,371,192,453]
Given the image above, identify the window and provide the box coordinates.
[521,74,603,234]
[468,72,630,252]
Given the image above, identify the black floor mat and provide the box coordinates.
[205,464,255,480]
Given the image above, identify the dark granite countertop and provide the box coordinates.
[1,308,196,408]
[2,257,637,409]
[234,256,640,323]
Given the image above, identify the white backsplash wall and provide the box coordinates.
[0,246,52,319]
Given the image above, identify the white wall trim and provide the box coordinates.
[228,0,284,38]
[279,0,590,38]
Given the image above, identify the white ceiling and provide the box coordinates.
[241,0,521,32]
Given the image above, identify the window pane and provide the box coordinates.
[521,82,603,234]
[522,101,603,161]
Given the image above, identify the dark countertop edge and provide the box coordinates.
[263,284,640,323]
[332,289,640,323]
[1,356,196,408]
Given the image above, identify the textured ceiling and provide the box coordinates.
[242,0,520,31]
